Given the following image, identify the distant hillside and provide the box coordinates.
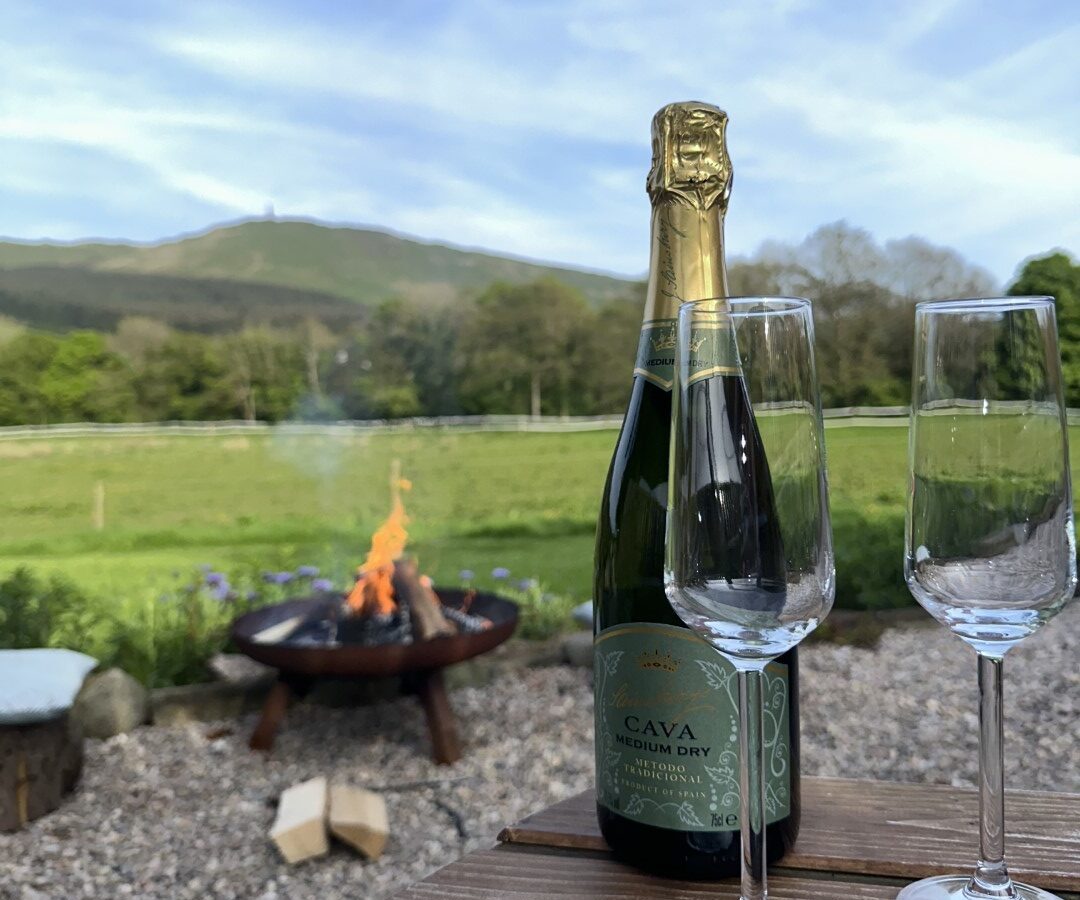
[0,267,364,333]
[0,219,633,330]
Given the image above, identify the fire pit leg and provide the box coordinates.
[249,677,293,752]
[414,669,462,765]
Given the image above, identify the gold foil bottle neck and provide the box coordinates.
[647,101,732,212]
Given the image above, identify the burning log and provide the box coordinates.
[392,559,456,641]
[251,464,490,650]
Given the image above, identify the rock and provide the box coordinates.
[561,631,593,668]
[328,784,388,860]
[71,669,149,739]
[572,600,593,628]
[208,654,275,685]
[269,776,329,865]
[151,680,270,726]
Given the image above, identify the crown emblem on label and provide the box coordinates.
[650,328,677,353]
[650,328,706,353]
[637,649,681,672]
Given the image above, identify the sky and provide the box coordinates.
[1,0,1078,286]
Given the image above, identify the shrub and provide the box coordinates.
[0,567,97,650]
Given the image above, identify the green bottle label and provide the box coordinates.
[635,318,741,391]
[594,622,791,832]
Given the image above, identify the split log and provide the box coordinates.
[0,714,82,832]
[329,784,389,859]
[269,776,330,864]
[393,559,456,641]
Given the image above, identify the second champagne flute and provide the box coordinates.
[665,297,835,899]
[900,296,1076,900]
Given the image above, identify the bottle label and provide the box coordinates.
[594,622,791,832]
[635,319,740,391]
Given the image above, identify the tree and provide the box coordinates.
[223,328,306,422]
[884,236,997,301]
[575,288,644,414]
[1008,252,1080,403]
[109,316,173,367]
[38,331,137,422]
[456,279,592,416]
[0,332,60,425]
[136,333,234,421]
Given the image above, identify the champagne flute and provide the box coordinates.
[901,297,1076,900]
[665,297,835,899]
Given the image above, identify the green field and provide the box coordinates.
[0,421,1074,608]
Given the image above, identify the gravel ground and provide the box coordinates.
[1,605,1076,900]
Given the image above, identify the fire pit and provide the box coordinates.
[230,467,519,764]
[231,588,517,763]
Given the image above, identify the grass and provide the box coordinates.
[0,430,612,600]
[1,421,1076,619]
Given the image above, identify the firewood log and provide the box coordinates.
[269,776,329,864]
[329,784,389,859]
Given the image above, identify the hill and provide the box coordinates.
[0,219,633,330]
[0,266,366,333]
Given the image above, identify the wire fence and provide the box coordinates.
[0,406,1078,441]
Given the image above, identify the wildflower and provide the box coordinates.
[491,567,511,580]
[204,572,226,587]
[274,571,295,585]
[458,569,475,582]
[210,580,232,602]
[312,578,334,593]
[261,571,277,584]
[296,565,320,578]
[516,578,538,592]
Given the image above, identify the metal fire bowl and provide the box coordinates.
[230,590,519,678]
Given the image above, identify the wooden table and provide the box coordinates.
[393,777,1080,898]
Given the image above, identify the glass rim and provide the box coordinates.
[915,295,1053,314]
[678,296,811,318]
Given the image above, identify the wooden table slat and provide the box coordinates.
[498,778,1080,893]
[394,846,903,899]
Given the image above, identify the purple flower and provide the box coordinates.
[458,569,475,582]
[204,572,226,587]
[296,565,320,578]
[312,578,334,593]
[516,578,539,592]
[261,571,277,584]
[273,571,294,585]
[210,580,232,602]
[491,567,510,580]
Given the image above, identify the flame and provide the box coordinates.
[347,476,412,616]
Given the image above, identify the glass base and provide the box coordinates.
[897,876,1063,900]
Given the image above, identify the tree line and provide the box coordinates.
[0,223,1076,425]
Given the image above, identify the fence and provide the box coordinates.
[0,406,1077,440]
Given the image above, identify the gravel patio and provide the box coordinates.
[1,606,1076,900]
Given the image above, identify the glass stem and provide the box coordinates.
[737,666,767,900]
[969,653,1016,898]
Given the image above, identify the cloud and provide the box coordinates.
[0,0,1075,284]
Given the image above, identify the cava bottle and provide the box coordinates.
[592,101,800,879]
